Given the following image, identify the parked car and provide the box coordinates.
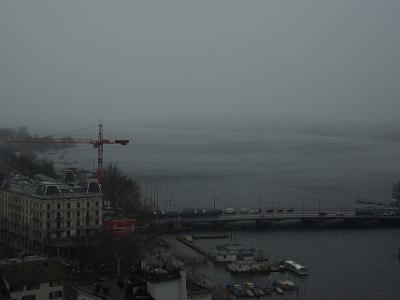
[383,211,395,216]
[224,208,236,214]
[319,211,327,216]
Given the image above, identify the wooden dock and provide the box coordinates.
[176,235,216,262]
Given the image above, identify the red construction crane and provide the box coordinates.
[4,122,129,186]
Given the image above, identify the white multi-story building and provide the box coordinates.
[0,175,103,255]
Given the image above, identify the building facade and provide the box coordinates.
[0,176,103,254]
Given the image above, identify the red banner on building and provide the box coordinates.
[103,219,136,237]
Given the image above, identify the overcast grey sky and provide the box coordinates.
[1,0,399,131]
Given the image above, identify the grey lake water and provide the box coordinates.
[57,127,400,299]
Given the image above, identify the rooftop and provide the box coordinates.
[1,174,102,198]
[0,260,68,287]
[186,280,212,297]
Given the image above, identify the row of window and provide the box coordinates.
[48,210,100,219]
[0,211,100,228]
[46,201,100,210]
[46,218,100,229]
[47,229,98,239]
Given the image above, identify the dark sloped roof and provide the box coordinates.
[0,260,68,286]
[186,280,212,296]
[135,271,181,284]
[2,175,102,198]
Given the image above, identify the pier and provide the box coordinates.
[176,235,213,261]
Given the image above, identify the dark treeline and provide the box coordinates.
[103,162,152,224]
[0,126,74,180]
[0,148,57,179]
[0,126,75,154]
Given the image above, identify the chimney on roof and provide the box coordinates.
[85,179,102,193]
[62,170,76,184]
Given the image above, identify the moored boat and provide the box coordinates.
[281,259,309,276]
[278,279,298,290]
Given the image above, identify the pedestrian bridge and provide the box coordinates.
[154,208,400,229]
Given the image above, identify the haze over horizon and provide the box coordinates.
[1,0,400,133]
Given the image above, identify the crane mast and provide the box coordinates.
[96,122,104,187]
